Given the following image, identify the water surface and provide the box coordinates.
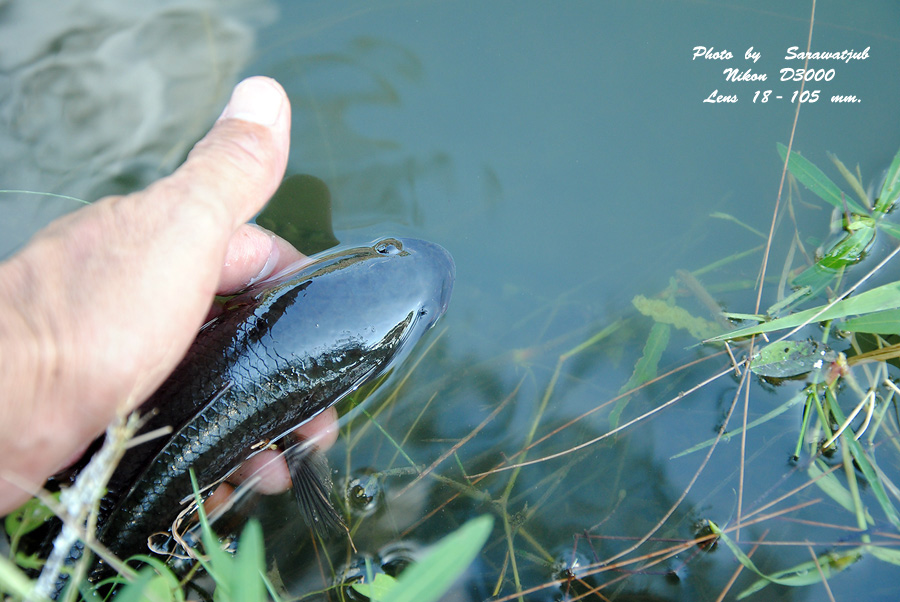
[2,2,900,600]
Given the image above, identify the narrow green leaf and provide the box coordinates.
[777,143,867,215]
[232,521,266,602]
[350,573,398,601]
[382,515,493,602]
[737,547,862,599]
[123,556,185,602]
[824,393,900,528]
[671,388,807,458]
[708,281,900,341]
[877,220,900,240]
[709,212,766,238]
[847,435,900,529]
[828,152,871,211]
[875,147,900,214]
[626,322,670,388]
[189,470,231,591]
[610,322,670,428]
[841,309,900,335]
[113,567,175,602]
[0,554,36,599]
[869,545,900,566]
[710,521,862,599]
[765,286,813,318]
[808,461,873,524]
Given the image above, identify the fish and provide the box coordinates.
[33,236,455,594]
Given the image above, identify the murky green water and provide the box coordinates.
[3,1,900,600]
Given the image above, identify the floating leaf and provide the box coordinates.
[749,339,837,377]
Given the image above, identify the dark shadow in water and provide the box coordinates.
[257,174,341,255]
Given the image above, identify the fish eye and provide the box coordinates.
[375,239,403,255]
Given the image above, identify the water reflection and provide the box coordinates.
[0,0,275,255]
[3,2,900,601]
[269,37,456,230]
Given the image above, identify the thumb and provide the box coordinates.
[0,78,293,513]
[146,76,292,229]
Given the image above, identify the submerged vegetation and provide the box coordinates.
[5,142,900,601]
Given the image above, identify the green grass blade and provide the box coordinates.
[737,547,863,599]
[808,460,873,524]
[610,322,670,428]
[189,470,230,592]
[0,554,37,600]
[877,221,900,240]
[777,143,867,215]
[841,308,900,335]
[710,522,862,598]
[351,573,398,601]
[708,281,900,341]
[869,546,900,566]
[828,152,871,211]
[671,388,806,458]
[120,556,185,602]
[232,521,266,602]
[113,567,175,602]
[382,515,493,602]
[875,146,900,214]
[824,392,900,528]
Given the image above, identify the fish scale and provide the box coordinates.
[29,237,454,597]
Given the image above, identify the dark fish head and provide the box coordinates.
[243,236,455,388]
[375,237,455,331]
[323,237,455,356]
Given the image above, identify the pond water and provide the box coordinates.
[3,1,900,600]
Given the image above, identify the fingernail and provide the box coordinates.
[218,77,284,127]
[246,226,280,286]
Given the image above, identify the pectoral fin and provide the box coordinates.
[285,439,347,535]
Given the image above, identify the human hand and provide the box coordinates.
[0,76,334,514]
